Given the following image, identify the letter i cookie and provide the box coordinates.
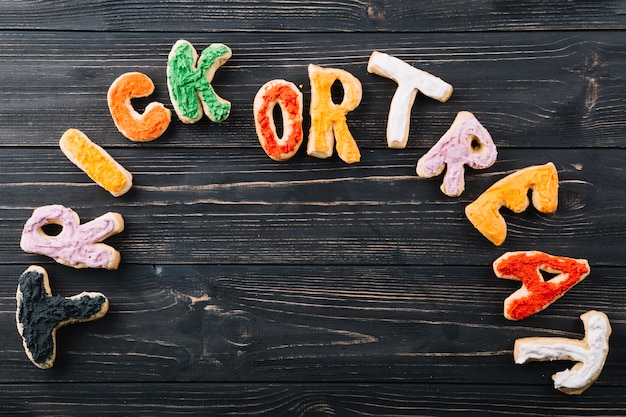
[16,265,109,369]
[59,128,133,197]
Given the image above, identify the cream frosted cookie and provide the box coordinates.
[417,111,496,197]
[367,51,453,149]
[253,79,304,161]
[514,310,611,395]
[59,128,133,197]
[167,39,232,124]
[20,205,124,270]
[16,265,109,369]
[107,72,171,142]
[493,251,590,320]
[465,162,558,245]
[307,64,362,164]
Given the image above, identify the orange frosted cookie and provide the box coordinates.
[107,72,171,142]
[59,128,133,197]
[465,162,558,245]
[307,64,362,164]
[493,251,590,320]
[253,79,304,161]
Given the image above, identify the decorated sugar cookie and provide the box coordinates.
[514,310,611,395]
[253,79,304,161]
[21,205,124,270]
[307,64,362,164]
[493,251,590,320]
[16,265,109,369]
[465,162,558,245]
[367,51,453,149]
[417,111,496,197]
[107,72,171,142]
[167,39,232,124]
[59,128,133,197]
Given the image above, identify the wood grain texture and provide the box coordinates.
[0,1,625,415]
[0,0,625,32]
[2,383,626,416]
[1,148,623,266]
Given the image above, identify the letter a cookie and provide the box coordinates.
[493,251,590,320]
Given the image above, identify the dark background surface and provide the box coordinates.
[0,1,625,415]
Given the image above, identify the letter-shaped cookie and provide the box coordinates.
[514,310,611,395]
[253,79,304,161]
[465,162,558,245]
[307,64,362,164]
[417,111,496,197]
[167,39,231,124]
[107,72,171,142]
[367,51,453,149]
[21,205,124,270]
[16,265,109,369]
[59,128,133,197]
[493,251,590,320]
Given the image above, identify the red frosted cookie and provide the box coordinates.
[253,79,304,161]
[493,250,590,320]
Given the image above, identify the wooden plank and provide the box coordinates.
[1,264,624,384]
[0,0,624,32]
[1,382,625,416]
[3,148,625,266]
[0,32,624,148]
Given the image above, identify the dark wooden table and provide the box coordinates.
[1,1,625,415]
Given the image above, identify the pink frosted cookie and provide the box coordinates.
[417,111,496,197]
[20,205,124,270]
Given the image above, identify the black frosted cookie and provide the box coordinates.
[16,265,109,369]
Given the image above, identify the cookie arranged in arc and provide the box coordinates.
[107,72,171,142]
[59,128,133,197]
[307,63,362,164]
[167,39,232,124]
[20,205,124,270]
[465,162,559,246]
[367,51,453,149]
[253,79,304,161]
[417,111,497,197]
[514,310,611,395]
[493,250,590,320]
[16,265,109,369]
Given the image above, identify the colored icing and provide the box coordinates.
[107,72,171,142]
[307,64,362,164]
[464,162,558,246]
[417,111,496,197]
[167,40,231,123]
[367,51,453,149]
[493,251,590,320]
[59,128,132,197]
[254,80,303,161]
[20,205,123,269]
[514,311,611,394]
[16,266,108,369]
